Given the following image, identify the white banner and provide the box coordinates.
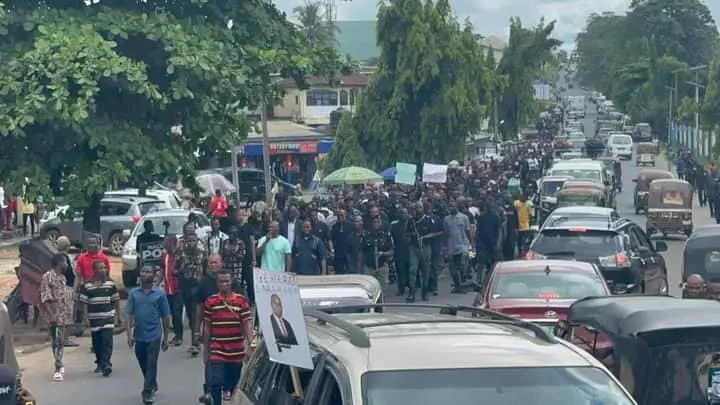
[422,163,448,183]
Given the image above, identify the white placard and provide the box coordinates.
[422,163,448,183]
[254,269,314,370]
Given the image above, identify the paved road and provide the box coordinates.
[19,92,712,404]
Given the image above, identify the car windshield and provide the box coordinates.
[491,271,606,299]
[612,136,632,145]
[551,169,601,181]
[542,181,565,195]
[134,214,208,237]
[362,367,634,405]
[138,201,166,216]
[532,229,623,257]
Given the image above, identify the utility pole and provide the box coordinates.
[493,95,498,141]
[664,85,674,152]
[260,101,272,205]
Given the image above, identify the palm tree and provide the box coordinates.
[293,1,338,46]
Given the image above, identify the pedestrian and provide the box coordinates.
[513,195,533,255]
[390,207,410,296]
[160,235,183,346]
[330,209,350,274]
[405,202,433,302]
[443,200,471,294]
[77,260,121,376]
[255,221,292,272]
[475,202,501,287]
[345,216,364,274]
[0,181,5,230]
[707,174,717,217]
[205,217,228,256]
[202,269,253,403]
[502,198,519,260]
[21,196,35,236]
[361,217,393,294]
[74,236,111,337]
[425,204,444,296]
[198,270,253,405]
[55,236,79,347]
[125,265,171,405]
[696,165,707,207]
[291,219,327,275]
[175,232,207,356]
[40,253,72,381]
[209,190,228,220]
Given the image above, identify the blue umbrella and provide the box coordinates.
[380,167,396,181]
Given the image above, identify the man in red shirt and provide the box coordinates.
[74,236,111,336]
[209,190,228,218]
[200,270,252,404]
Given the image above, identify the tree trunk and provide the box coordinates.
[82,194,102,244]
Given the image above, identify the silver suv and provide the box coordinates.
[238,304,636,405]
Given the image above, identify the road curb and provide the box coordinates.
[16,325,127,356]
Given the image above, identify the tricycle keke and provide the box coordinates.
[645,179,693,238]
[682,225,720,299]
[632,169,674,214]
[561,295,720,405]
[555,187,606,208]
[535,176,573,225]
[636,142,656,166]
[297,274,384,313]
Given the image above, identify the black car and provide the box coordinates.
[526,218,668,295]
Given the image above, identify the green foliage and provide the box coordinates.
[0,0,343,231]
[677,96,699,125]
[496,18,561,140]
[574,0,719,138]
[703,48,720,128]
[327,0,496,169]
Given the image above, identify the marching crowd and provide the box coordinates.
[35,140,555,405]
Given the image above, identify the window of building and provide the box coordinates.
[349,88,357,106]
[339,90,348,106]
[307,90,338,106]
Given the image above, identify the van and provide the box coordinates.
[607,134,633,160]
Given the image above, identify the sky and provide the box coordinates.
[275,0,720,49]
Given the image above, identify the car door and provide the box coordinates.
[630,225,667,294]
[305,353,353,405]
[627,225,664,294]
[99,201,133,246]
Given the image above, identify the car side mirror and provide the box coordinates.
[632,178,638,182]
[122,229,131,240]
[654,241,668,252]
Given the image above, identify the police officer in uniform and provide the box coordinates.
[361,217,394,294]
[136,221,164,279]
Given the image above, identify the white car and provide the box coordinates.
[607,134,634,160]
[121,209,210,287]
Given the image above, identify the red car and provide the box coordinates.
[476,259,614,366]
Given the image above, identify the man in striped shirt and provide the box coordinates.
[200,269,253,405]
[77,260,121,376]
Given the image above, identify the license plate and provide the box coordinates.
[683,220,692,225]
[662,213,671,218]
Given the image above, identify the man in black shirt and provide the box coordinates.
[405,202,433,302]
[136,220,164,274]
[361,217,394,294]
[330,210,351,274]
[390,207,410,296]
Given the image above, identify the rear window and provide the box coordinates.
[611,136,632,145]
[138,201,166,215]
[532,229,623,258]
[550,169,601,181]
[491,272,606,300]
[542,180,564,195]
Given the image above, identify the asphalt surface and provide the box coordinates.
[18,90,711,404]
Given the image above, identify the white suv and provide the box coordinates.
[237,304,636,405]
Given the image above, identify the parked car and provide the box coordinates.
[121,209,210,287]
[40,197,169,256]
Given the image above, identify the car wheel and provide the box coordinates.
[108,232,124,256]
[45,228,61,243]
[122,270,138,288]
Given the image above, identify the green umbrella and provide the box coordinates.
[322,166,382,185]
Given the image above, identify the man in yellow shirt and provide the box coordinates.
[514,196,533,255]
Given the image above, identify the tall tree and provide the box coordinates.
[0,0,343,232]
[293,0,339,46]
[496,18,561,140]
[326,0,495,170]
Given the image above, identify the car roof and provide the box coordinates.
[568,296,720,337]
[542,218,621,231]
[106,188,175,196]
[102,196,158,204]
[551,162,602,169]
[494,259,597,274]
[141,208,201,217]
[305,311,596,371]
[551,207,616,216]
